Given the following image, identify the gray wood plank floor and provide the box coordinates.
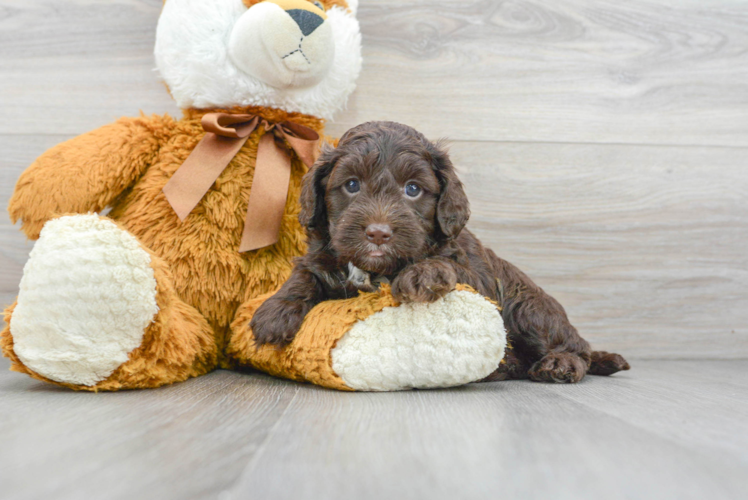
[1,357,746,500]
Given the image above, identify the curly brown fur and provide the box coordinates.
[251,121,630,382]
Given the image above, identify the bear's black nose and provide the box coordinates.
[286,9,324,37]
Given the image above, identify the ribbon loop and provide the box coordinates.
[201,113,259,139]
[162,112,320,252]
[277,122,320,168]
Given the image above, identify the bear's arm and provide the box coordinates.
[8,115,172,239]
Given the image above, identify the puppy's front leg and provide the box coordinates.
[392,258,458,303]
[251,266,326,346]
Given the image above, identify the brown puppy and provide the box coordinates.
[251,121,630,383]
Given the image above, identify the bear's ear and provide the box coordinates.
[299,142,338,233]
[429,141,470,241]
[346,0,358,16]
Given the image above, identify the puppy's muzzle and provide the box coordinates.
[365,224,392,247]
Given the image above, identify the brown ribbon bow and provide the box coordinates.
[163,113,320,252]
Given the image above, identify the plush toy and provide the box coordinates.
[2,0,506,392]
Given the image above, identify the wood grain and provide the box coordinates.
[235,363,748,500]
[0,0,180,135]
[0,359,302,500]
[2,1,748,146]
[3,134,746,358]
[1,357,747,500]
[334,0,748,145]
[450,140,748,358]
[2,2,747,499]
[1,1,747,356]
[0,135,67,311]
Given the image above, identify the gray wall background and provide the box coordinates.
[1,0,746,359]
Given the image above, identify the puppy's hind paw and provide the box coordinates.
[528,352,588,384]
[588,351,630,376]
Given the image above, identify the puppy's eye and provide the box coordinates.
[312,1,325,10]
[404,183,422,198]
[344,179,360,194]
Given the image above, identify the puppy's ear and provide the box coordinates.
[430,141,470,241]
[299,142,337,232]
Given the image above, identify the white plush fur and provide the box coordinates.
[229,2,334,89]
[155,0,362,120]
[10,215,159,386]
[347,0,358,16]
[331,290,507,391]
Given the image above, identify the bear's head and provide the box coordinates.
[155,0,361,120]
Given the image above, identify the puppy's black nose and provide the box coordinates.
[366,224,392,246]
[286,9,324,36]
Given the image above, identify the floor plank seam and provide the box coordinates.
[222,385,301,495]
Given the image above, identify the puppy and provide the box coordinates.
[250,121,630,383]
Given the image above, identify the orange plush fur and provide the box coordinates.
[3,1,504,393]
[3,106,323,390]
[228,284,488,391]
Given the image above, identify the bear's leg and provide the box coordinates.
[226,286,507,391]
[1,214,218,391]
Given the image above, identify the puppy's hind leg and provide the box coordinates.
[479,348,531,382]
[492,257,594,384]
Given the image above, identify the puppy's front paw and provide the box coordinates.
[392,260,457,304]
[250,298,306,347]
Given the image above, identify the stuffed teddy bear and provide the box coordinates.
[2,0,506,392]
